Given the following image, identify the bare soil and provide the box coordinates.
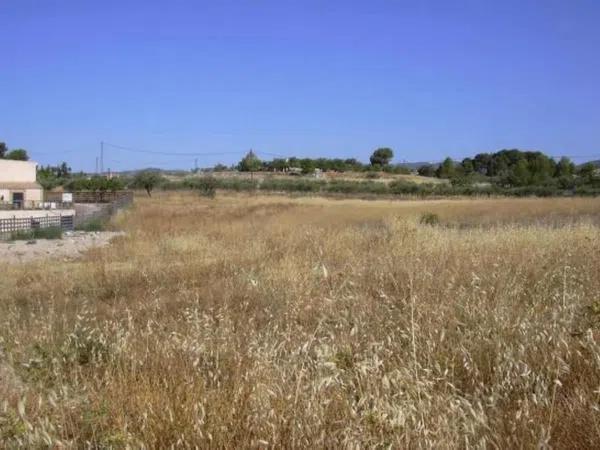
[0,231,124,263]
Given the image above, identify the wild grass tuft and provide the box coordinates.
[9,226,63,241]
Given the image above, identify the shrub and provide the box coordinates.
[34,226,63,239]
[10,226,63,240]
[325,180,389,195]
[215,178,258,192]
[187,177,217,198]
[65,176,125,192]
[389,180,422,195]
[9,229,35,241]
[76,218,106,232]
[417,165,436,177]
[259,178,324,193]
[420,213,440,226]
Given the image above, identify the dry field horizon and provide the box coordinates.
[1,192,600,448]
[173,170,450,185]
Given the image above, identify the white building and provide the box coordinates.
[0,159,44,208]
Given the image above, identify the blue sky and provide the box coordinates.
[1,0,600,171]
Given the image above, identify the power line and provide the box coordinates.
[102,141,246,157]
[256,150,290,158]
[107,157,199,166]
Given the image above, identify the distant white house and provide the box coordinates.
[0,159,43,208]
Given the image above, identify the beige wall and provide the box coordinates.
[0,188,43,205]
[25,188,43,202]
[0,160,38,182]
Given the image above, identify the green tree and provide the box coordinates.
[435,157,456,179]
[37,162,73,190]
[460,158,475,174]
[507,159,532,186]
[132,171,164,196]
[300,158,316,174]
[417,165,436,177]
[527,153,555,184]
[369,148,394,166]
[65,176,124,192]
[238,150,262,172]
[269,158,289,171]
[6,149,29,160]
[213,163,229,171]
[344,158,363,171]
[0,142,7,158]
[578,162,597,182]
[555,157,575,177]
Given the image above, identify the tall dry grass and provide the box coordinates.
[1,192,600,448]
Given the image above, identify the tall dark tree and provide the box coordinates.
[6,149,29,161]
[369,148,394,166]
[555,157,575,177]
[0,142,7,158]
[460,158,475,174]
[269,158,289,171]
[300,158,316,174]
[578,162,597,181]
[436,157,456,178]
[417,165,436,177]
[238,150,262,172]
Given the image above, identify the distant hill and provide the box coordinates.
[583,160,600,167]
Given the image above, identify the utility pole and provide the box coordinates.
[195,158,198,172]
[95,157,99,174]
[100,141,104,175]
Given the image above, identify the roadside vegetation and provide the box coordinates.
[74,218,107,232]
[1,193,599,447]
[8,226,63,241]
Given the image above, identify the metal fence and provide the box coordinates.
[0,191,134,238]
[45,190,134,204]
[0,214,74,239]
[73,191,134,227]
[0,201,73,211]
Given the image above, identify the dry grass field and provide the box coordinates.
[1,193,600,448]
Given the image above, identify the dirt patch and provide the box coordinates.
[0,231,124,263]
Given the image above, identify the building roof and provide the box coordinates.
[0,159,38,165]
[0,182,43,190]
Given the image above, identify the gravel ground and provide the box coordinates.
[0,231,124,263]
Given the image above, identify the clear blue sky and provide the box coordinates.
[1,0,600,171]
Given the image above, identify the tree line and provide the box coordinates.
[2,137,599,196]
[232,148,408,174]
[416,149,597,189]
[226,147,598,190]
[0,142,29,161]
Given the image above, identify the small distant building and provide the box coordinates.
[0,159,43,208]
